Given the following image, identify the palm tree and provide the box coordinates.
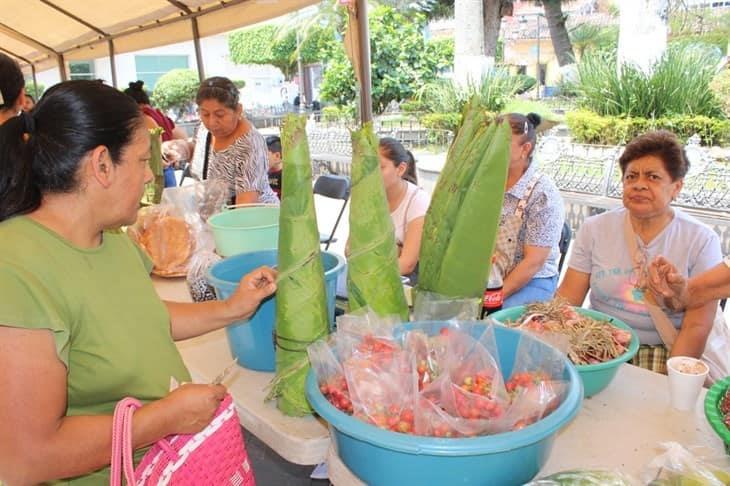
[483,1,514,59]
[540,0,576,67]
[569,23,618,59]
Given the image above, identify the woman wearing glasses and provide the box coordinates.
[557,130,721,373]
[492,112,565,308]
[189,76,278,205]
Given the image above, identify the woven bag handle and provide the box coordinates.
[110,398,142,486]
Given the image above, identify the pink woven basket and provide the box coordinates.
[111,394,256,486]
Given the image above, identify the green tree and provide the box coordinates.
[150,69,199,119]
[229,24,336,78]
[319,5,454,113]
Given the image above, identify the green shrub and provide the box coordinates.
[399,99,423,113]
[150,69,200,118]
[574,44,724,118]
[321,106,342,122]
[567,109,730,146]
[419,112,461,132]
[710,69,730,118]
[417,68,527,115]
[24,80,45,99]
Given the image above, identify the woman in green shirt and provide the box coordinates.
[0,81,277,485]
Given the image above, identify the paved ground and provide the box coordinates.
[243,429,330,485]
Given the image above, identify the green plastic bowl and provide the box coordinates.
[704,376,730,454]
[490,306,640,398]
[207,205,279,257]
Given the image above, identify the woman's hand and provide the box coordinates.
[224,266,277,321]
[648,256,689,311]
[160,383,227,435]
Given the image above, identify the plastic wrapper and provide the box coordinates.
[414,386,491,438]
[344,350,417,434]
[161,139,192,170]
[501,334,568,431]
[412,290,481,321]
[525,470,640,485]
[128,204,193,277]
[643,442,730,486]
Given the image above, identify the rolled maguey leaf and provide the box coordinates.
[269,114,329,416]
[417,98,511,300]
[347,123,409,321]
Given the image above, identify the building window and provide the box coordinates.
[69,61,95,80]
[134,55,189,89]
[538,64,547,85]
[517,65,527,75]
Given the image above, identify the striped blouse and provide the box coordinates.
[190,125,279,205]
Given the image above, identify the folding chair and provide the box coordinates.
[557,222,572,273]
[313,174,351,251]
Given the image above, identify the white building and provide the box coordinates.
[32,33,296,111]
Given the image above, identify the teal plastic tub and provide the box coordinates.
[207,205,279,257]
[306,322,583,486]
[490,306,640,398]
[208,249,345,371]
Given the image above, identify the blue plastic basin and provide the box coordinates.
[490,306,639,398]
[306,322,583,486]
[208,249,345,371]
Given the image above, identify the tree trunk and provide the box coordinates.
[483,1,513,58]
[617,0,668,73]
[542,0,575,67]
[455,0,491,85]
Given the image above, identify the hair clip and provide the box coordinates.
[524,120,529,134]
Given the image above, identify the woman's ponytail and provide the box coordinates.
[0,114,40,221]
[403,150,418,185]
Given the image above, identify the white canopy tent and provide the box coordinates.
[0,0,373,123]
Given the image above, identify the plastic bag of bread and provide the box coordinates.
[128,205,193,277]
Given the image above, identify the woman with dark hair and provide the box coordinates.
[558,130,722,374]
[189,76,278,204]
[124,80,185,187]
[493,112,565,307]
[0,80,276,484]
[0,53,27,125]
[379,137,430,281]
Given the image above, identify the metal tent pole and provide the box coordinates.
[191,18,205,81]
[355,0,372,125]
[108,39,118,88]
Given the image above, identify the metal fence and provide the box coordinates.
[535,137,730,254]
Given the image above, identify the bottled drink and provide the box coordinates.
[481,263,504,319]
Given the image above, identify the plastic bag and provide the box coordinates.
[128,204,193,277]
[307,338,352,415]
[156,180,229,300]
[500,333,568,431]
[344,350,417,434]
[505,312,572,355]
[334,309,402,361]
[436,326,508,425]
[643,442,730,486]
[414,383,490,438]
[525,470,640,485]
[403,327,450,391]
[161,179,229,224]
[412,290,481,321]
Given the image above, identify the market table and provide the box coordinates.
[327,363,724,484]
[154,276,725,481]
[153,276,330,466]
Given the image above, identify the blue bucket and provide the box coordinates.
[208,249,345,372]
[306,322,583,486]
